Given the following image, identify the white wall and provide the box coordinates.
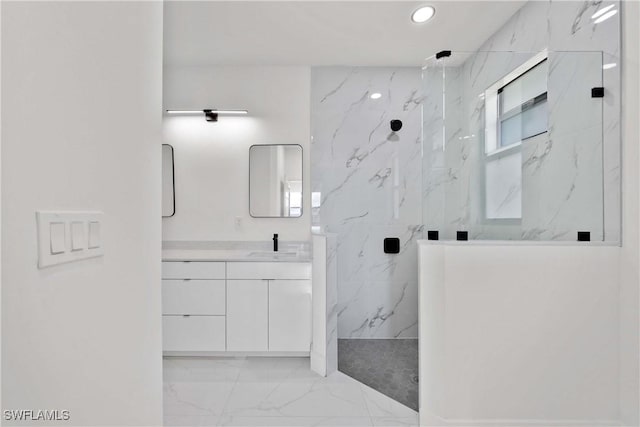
[162,66,311,242]
[419,242,621,426]
[619,1,640,425]
[1,2,163,426]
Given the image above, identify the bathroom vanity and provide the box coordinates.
[161,244,312,356]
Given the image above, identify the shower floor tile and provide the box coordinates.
[338,339,419,411]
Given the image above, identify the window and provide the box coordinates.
[483,52,548,220]
[484,51,548,154]
[286,180,302,217]
[497,59,548,148]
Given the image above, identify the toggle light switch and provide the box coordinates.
[71,221,85,251]
[50,222,66,254]
[88,221,101,249]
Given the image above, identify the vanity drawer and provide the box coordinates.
[162,280,225,315]
[162,315,225,352]
[162,261,225,279]
[227,262,311,280]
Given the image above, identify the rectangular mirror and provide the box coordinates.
[249,144,303,218]
[162,144,175,217]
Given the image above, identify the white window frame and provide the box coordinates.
[484,50,549,156]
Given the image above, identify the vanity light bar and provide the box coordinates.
[165,109,249,122]
[166,109,248,115]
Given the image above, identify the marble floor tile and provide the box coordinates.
[164,382,236,416]
[359,384,418,418]
[217,415,373,426]
[164,356,245,382]
[371,417,419,426]
[223,380,370,418]
[163,356,417,427]
[236,357,320,383]
[164,415,220,426]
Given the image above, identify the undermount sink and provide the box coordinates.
[247,251,298,258]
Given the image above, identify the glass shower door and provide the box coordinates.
[422,51,606,241]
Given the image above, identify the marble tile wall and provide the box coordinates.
[311,67,423,339]
[311,2,621,339]
[325,233,339,373]
[422,0,621,242]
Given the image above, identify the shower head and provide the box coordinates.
[390,120,403,132]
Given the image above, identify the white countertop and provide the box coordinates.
[162,241,312,262]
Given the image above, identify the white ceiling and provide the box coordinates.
[164,1,526,67]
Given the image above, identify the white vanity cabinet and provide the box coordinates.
[162,259,312,355]
[161,261,226,353]
[162,280,225,315]
[227,262,312,353]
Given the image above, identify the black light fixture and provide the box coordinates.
[204,109,218,122]
[165,109,248,122]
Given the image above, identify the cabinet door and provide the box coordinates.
[227,280,268,351]
[268,280,312,352]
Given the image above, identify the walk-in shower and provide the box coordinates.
[310,1,620,412]
[311,67,423,410]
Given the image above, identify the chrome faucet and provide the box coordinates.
[273,233,279,252]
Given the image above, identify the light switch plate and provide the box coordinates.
[36,211,104,268]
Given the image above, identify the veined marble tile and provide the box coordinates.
[163,381,236,416]
[236,357,319,384]
[477,1,549,53]
[331,223,421,338]
[371,417,419,427]
[164,414,219,426]
[522,126,604,241]
[337,279,418,339]
[360,383,418,418]
[422,167,447,233]
[548,1,620,56]
[217,415,373,426]
[602,51,622,242]
[326,234,339,375]
[223,380,370,418]
[163,356,244,383]
[312,67,423,339]
[163,357,421,426]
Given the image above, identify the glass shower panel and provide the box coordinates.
[500,100,548,147]
[422,51,604,241]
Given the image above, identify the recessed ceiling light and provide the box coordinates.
[411,5,435,24]
[370,92,382,100]
[593,8,617,24]
[603,63,617,70]
[591,4,615,20]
